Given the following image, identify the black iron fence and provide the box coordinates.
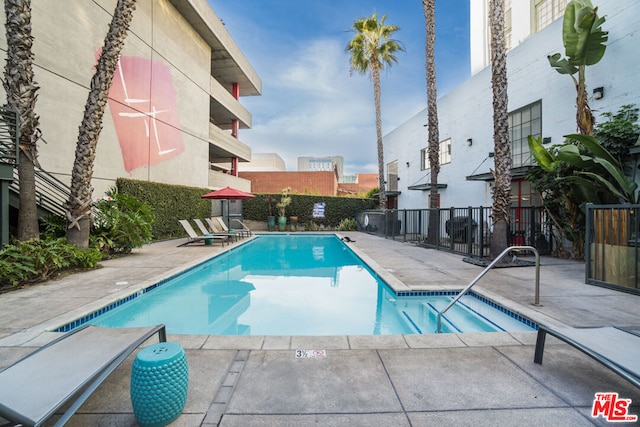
[356,206,553,258]
[585,203,640,294]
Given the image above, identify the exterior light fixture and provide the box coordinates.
[466,138,473,146]
[593,87,604,99]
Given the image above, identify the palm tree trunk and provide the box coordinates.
[371,65,386,210]
[3,0,41,241]
[489,0,511,259]
[66,0,137,249]
[423,0,440,244]
[576,66,594,135]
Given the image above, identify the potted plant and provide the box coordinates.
[275,187,291,231]
[289,215,298,232]
[266,195,276,231]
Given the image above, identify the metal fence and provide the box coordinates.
[356,206,553,258]
[585,203,640,294]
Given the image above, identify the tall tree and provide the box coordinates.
[3,0,41,241]
[66,0,136,249]
[548,0,607,136]
[423,0,440,244]
[346,12,403,210]
[488,0,511,259]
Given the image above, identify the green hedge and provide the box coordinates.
[116,178,377,239]
[116,178,212,240]
[244,193,376,227]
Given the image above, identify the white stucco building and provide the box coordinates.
[384,0,640,211]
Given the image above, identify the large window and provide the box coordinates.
[509,101,541,168]
[535,0,569,32]
[421,138,452,170]
[387,160,398,191]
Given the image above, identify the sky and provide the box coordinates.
[207,1,470,175]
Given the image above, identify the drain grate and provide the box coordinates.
[203,350,249,425]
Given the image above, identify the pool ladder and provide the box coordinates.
[436,246,541,333]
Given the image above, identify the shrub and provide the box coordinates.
[336,218,357,231]
[0,238,102,288]
[92,189,155,256]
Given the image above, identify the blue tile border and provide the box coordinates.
[53,243,251,333]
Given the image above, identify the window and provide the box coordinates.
[504,0,512,51]
[509,100,542,168]
[420,139,452,170]
[535,0,569,32]
[387,160,398,191]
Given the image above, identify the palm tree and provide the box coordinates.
[66,0,137,249]
[346,12,403,210]
[423,0,440,244]
[488,0,511,259]
[3,0,41,241]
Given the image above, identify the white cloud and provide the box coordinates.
[241,37,430,175]
[241,37,383,173]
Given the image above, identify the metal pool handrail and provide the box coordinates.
[436,245,541,333]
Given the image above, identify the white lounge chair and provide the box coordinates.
[204,218,240,241]
[193,218,212,235]
[177,219,227,247]
[0,324,166,427]
[534,325,640,389]
[231,218,253,236]
[211,216,245,237]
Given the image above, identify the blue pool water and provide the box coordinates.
[70,235,535,335]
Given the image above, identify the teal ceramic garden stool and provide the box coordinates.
[130,342,189,427]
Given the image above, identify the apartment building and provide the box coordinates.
[384,0,640,210]
[1,0,261,200]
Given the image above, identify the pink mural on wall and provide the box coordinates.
[105,54,185,172]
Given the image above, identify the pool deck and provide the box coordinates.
[1,232,639,426]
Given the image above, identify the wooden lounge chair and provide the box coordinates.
[177,219,227,247]
[534,325,640,389]
[0,324,166,427]
[231,218,253,236]
[205,218,240,242]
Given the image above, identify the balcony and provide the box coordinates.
[209,124,251,164]
[207,170,251,192]
[209,76,252,130]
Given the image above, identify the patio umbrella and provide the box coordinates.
[200,186,255,225]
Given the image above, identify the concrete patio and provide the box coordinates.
[1,232,639,426]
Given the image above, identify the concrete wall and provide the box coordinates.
[386,0,640,210]
[0,0,224,198]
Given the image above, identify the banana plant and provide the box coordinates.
[548,0,608,135]
[528,134,638,204]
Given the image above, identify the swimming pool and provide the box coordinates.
[59,235,536,335]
